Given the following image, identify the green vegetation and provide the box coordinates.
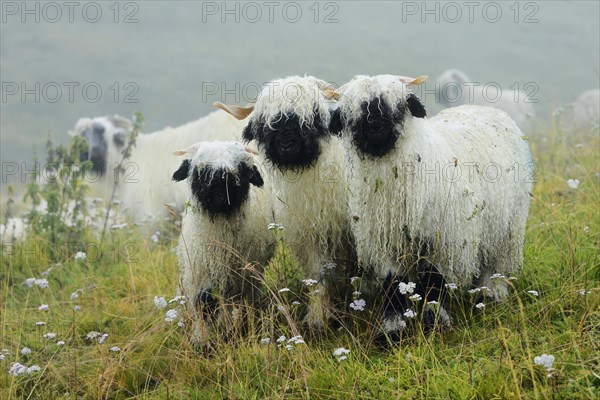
[0,127,598,399]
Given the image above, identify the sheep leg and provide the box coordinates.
[188,287,218,346]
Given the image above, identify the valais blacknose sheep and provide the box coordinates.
[436,68,535,131]
[215,76,354,330]
[70,111,248,224]
[561,89,600,132]
[172,141,273,344]
[330,74,533,337]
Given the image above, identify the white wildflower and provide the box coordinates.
[322,260,336,270]
[534,354,555,371]
[42,267,53,276]
[73,305,81,311]
[34,279,48,288]
[24,278,36,288]
[285,344,293,351]
[276,335,286,343]
[267,223,284,231]
[349,299,366,311]
[169,295,186,305]
[302,278,318,287]
[9,362,26,376]
[20,347,31,355]
[287,335,304,345]
[409,294,422,302]
[0,354,4,361]
[475,302,486,309]
[350,276,361,284]
[490,273,506,280]
[308,289,321,296]
[583,226,589,233]
[426,300,439,306]
[352,291,361,296]
[110,346,121,352]
[260,338,271,345]
[98,333,108,344]
[43,333,57,340]
[154,296,168,310]
[26,365,41,374]
[445,283,458,290]
[165,309,178,322]
[403,309,417,319]
[333,347,350,361]
[579,290,590,296]
[567,179,580,189]
[278,288,291,293]
[86,331,101,340]
[398,282,416,295]
[468,288,481,294]
[527,290,539,297]
[74,251,86,260]
[38,304,49,312]
[36,321,45,326]
[57,341,65,346]
[150,234,159,243]
[508,276,518,281]
[177,321,185,328]
[292,301,301,305]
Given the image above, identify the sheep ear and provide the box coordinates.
[172,159,191,182]
[406,94,427,118]
[249,165,264,187]
[242,121,255,142]
[213,102,254,120]
[329,108,344,135]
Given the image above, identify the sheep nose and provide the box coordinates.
[91,123,105,136]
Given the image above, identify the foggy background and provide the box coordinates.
[1,0,599,166]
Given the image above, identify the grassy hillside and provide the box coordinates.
[0,125,598,399]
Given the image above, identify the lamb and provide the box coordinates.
[172,141,274,344]
[69,111,249,225]
[436,68,535,131]
[330,74,533,338]
[214,76,354,330]
[560,89,600,132]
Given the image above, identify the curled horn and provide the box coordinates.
[212,101,254,120]
[398,75,429,86]
[323,89,342,100]
[173,143,201,157]
[244,146,259,155]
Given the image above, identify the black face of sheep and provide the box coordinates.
[330,94,427,158]
[243,112,328,172]
[79,122,109,175]
[172,160,264,218]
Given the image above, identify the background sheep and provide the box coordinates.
[559,89,600,132]
[172,141,274,344]
[70,111,249,225]
[215,76,355,330]
[331,74,533,338]
[436,68,535,131]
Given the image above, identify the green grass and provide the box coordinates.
[1,126,598,399]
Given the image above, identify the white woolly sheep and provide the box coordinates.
[560,89,600,132]
[69,111,249,225]
[436,68,535,131]
[330,74,533,338]
[0,217,26,243]
[215,76,354,330]
[172,141,274,344]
